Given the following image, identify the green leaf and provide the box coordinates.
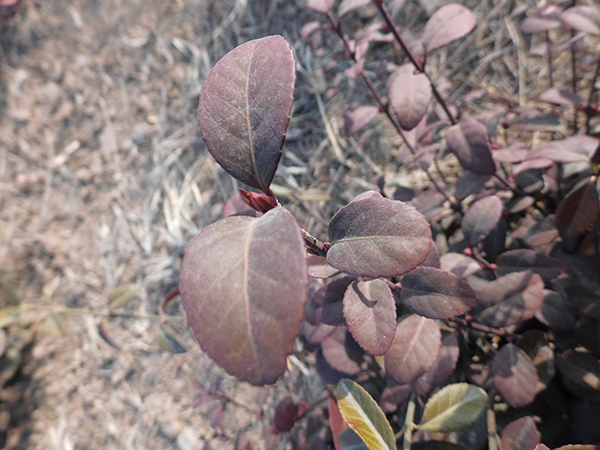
[338,428,370,450]
[108,283,141,309]
[157,324,186,354]
[335,379,395,450]
[417,383,487,432]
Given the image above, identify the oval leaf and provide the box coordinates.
[197,36,296,192]
[179,207,307,385]
[462,196,503,245]
[327,192,432,278]
[501,416,541,450]
[401,267,476,319]
[384,314,441,385]
[422,4,477,52]
[389,64,432,131]
[311,276,356,326]
[338,0,370,17]
[417,383,488,432]
[491,343,538,407]
[330,396,350,450]
[556,350,600,401]
[345,105,380,136]
[411,332,460,395]
[335,379,396,450]
[496,249,566,282]
[307,0,335,13]
[535,289,577,330]
[561,6,600,35]
[446,117,496,175]
[556,178,599,252]
[343,280,396,356]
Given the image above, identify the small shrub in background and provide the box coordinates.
[179,1,600,448]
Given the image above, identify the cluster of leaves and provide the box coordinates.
[180,0,600,448]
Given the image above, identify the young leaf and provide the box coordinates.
[421,4,477,53]
[335,379,396,450]
[446,117,496,175]
[327,192,432,278]
[496,249,566,282]
[491,343,538,408]
[411,332,460,395]
[197,36,296,192]
[384,314,441,385]
[500,416,541,450]
[555,178,599,252]
[417,383,488,432]
[462,196,503,245]
[401,267,476,319]
[343,279,396,356]
[338,0,370,17]
[345,106,380,136]
[179,207,307,385]
[389,64,432,131]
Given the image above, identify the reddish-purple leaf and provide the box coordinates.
[345,106,380,136]
[380,384,412,413]
[446,117,496,175]
[540,87,580,106]
[311,276,356,326]
[521,16,561,33]
[456,171,492,200]
[556,350,600,401]
[501,417,541,450]
[556,178,599,251]
[575,315,600,355]
[321,328,362,376]
[561,6,600,35]
[384,314,441,385]
[329,396,350,450]
[440,253,481,278]
[421,4,477,52]
[303,322,336,344]
[274,397,298,432]
[307,0,335,13]
[197,36,295,192]
[535,289,577,330]
[527,136,596,163]
[327,192,432,278]
[179,207,307,385]
[338,0,370,17]
[524,215,559,247]
[496,249,566,282]
[389,64,432,131]
[343,279,396,356]
[401,267,476,319]
[491,343,538,407]
[410,332,460,395]
[462,196,503,245]
[517,329,555,391]
[307,255,341,279]
[420,242,441,268]
[492,143,528,163]
[476,272,544,328]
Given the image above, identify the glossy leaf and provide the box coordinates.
[491,343,538,407]
[335,379,396,450]
[327,192,432,278]
[401,267,476,319]
[561,6,600,35]
[345,106,379,136]
[311,276,356,326]
[501,417,540,450]
[556,350,600,401]
[197,36,296,192]
[411,332,460,395]
[417,383,488,432]
[446,118,496,175]
[338,0,370,17]
[343,279,396,356]
[421,4,477,53]
[389,64,431,131]
[496,249,566,282]
[384,314,441,385]
[476,272,544,328]
[556,178,599,252]
[307,0,335,14]
[462,196,503,245]
[179,207,307,385]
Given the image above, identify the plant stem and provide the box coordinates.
[372,0,457,125]
[493,172,547,216]
[451,316,519,341]
[570,29,578,133]
[301,228,328,256]
[403,392,416,450]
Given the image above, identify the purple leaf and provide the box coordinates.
[179,207,307,385]
[197,36,295,192]
[343,279,396,356]
[527,136,596,163]
[389,64,432,131]
[419,242,441,268]
[496,249,566,282]
[456,171,492,200]
[476,272,544,328]
[345,105,380,136]
[307,255,341,279]
[517,329,555,392]
[446,117,496,175]
[321,328,362,376]
[491,343,538,407]
[421,4,477,53]
[401,267,476,319]
[380,385,412,413]
[327,192,432,278]
[535,289,577,330]
[410,332,460,396]
[440,253,482,278]
[561,6,600,35]
[384,314,441,385]
[307,0,335,13]
[462,196,503,245]
[521,16,562,33]
[556,178,599,252]
[338,0,370,17]
[311,276,356,326]
[501,417,541,450]
[492,143,529,163]
[556,350,600,401]
[540,87,580,106]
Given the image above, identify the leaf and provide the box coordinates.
[345,106,380,136]
[496,249,566,282]
[42,313,67,337]
[561,6,600,35]
[274,397,298,432]
[197,36,296,192]
[421,4,477,52]
[384,314,441,385]
[311,276,356,326]
[335,379,396,450]
[327,192,432,278]
[556,350,600,401]
[307,255,341,279]
[321,328,363,376]
[439,253,481,278]
[307,0,335,13]
[462,196,503,244]
[108,283,141,309]
[527,136,596,163]
[179,207,308,385]
[389,64,432,131]
[329,396,350,450]
[540,87,580,106]
[338,428,370,450]
[517,330,555,392]
[476,272,544,328]
[157,324,186,354]
[417,383,488,432]
[491,343,538,407]
[338,0,370,17]
[343,280,396,356]
[556,178,599,252]
[521,16,561,33]
[446,117,496,175]
[411,442,468,450]
[401,267,476,319]
[535,289,577,330]
[411,332,460,396]
[501,417,541,450]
